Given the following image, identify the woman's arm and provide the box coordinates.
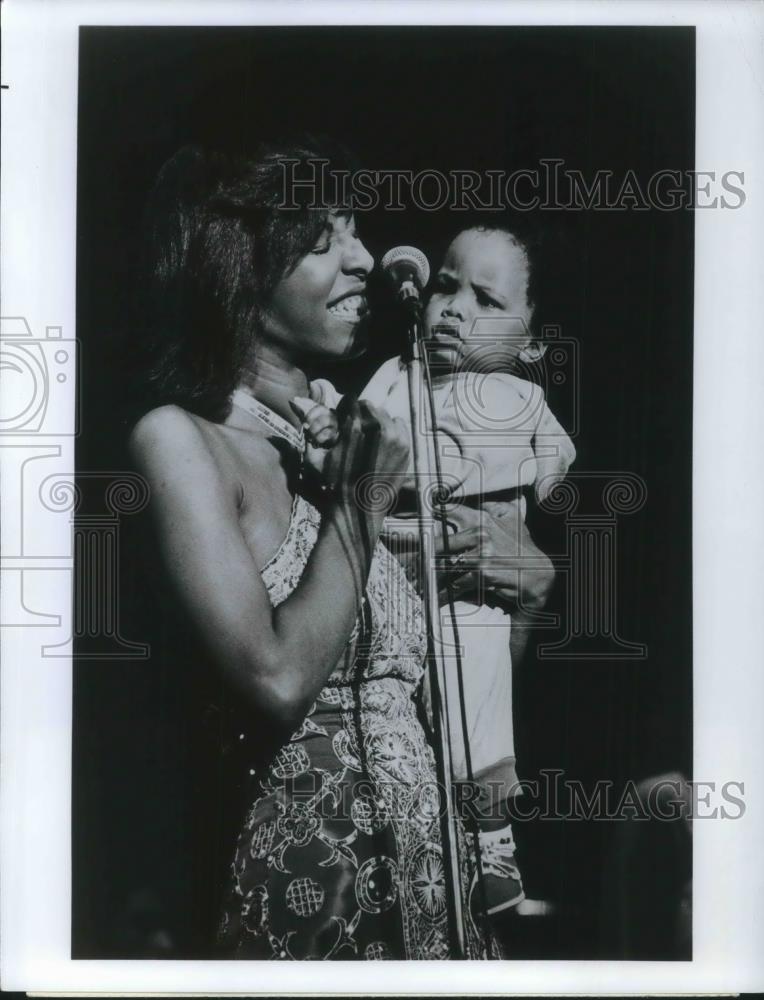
[435,503,555,665]
[129,401,408,731]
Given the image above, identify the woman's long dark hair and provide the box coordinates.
[132,137,353,423]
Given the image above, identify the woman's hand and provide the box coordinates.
[436,503,554,613]
[129,401,408,731]
[293,395,410,525]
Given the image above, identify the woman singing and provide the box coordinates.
[128,140,552,960]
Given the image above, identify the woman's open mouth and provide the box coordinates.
[327,293,368,323]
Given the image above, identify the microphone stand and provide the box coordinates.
[399,300,467,960]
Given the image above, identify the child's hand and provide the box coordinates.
[290,396,341,484]
[290,396,340,449]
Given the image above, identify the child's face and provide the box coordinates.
[424,229,536,374]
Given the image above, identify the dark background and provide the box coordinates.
[73,26,694,959]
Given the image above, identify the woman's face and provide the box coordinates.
[424,228,536,374]
[262,213,374,361]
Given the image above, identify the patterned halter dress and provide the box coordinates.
[216,394,488,961]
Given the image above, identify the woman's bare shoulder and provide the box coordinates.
[128,404,280,511]
[129,405,213,469]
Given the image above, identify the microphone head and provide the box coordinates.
[380,245,431,289]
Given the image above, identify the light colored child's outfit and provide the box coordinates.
[312,358,575,915]
[360,355,575,779]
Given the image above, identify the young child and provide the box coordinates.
[295,225,575,921]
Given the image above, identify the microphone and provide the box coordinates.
[381,246,430,311]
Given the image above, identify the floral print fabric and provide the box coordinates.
[216,490,487,960]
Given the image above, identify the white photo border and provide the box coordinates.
[2,0,763,993]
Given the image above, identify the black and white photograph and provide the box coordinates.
[73,22,698,964]
[2,1,763,994]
